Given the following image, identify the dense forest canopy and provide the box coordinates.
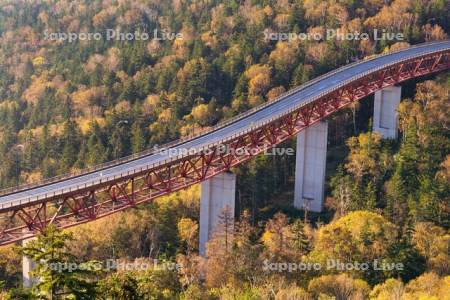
[0,0,449,299]
[0,0,449,187]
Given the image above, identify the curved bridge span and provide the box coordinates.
[0,41,449,245]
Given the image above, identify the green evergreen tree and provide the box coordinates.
[385,170,408,226]
[365,181,377,211]
[61,120,80,171]
[86,122,107,166]
[119,80,137,103]
[290,220,310,256]
[131,121,146,153]
[18,226,98,299]
[75,141,87,169]
[110,126,126,159]
[397,121,420,192]
[110,118,131,159]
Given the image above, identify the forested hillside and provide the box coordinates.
[0,0,449,188]
[0,0,449,299]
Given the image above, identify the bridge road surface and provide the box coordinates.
[1,41,449,206]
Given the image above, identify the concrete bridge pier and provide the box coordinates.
[373,85,402,139]
[22,236,37,288]
[294,121,328,213]
[199,171,236,256]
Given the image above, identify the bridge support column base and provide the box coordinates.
[22,236,37,288]
[294,121,328,213]
[373,85,401,139]
[199,172,236,257]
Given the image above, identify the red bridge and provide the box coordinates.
[0,41,449,246]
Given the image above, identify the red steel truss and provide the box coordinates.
[0,50,449,245]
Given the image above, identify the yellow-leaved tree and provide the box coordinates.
[307,211,397,279]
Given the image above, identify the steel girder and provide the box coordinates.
[0,50,449,246]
